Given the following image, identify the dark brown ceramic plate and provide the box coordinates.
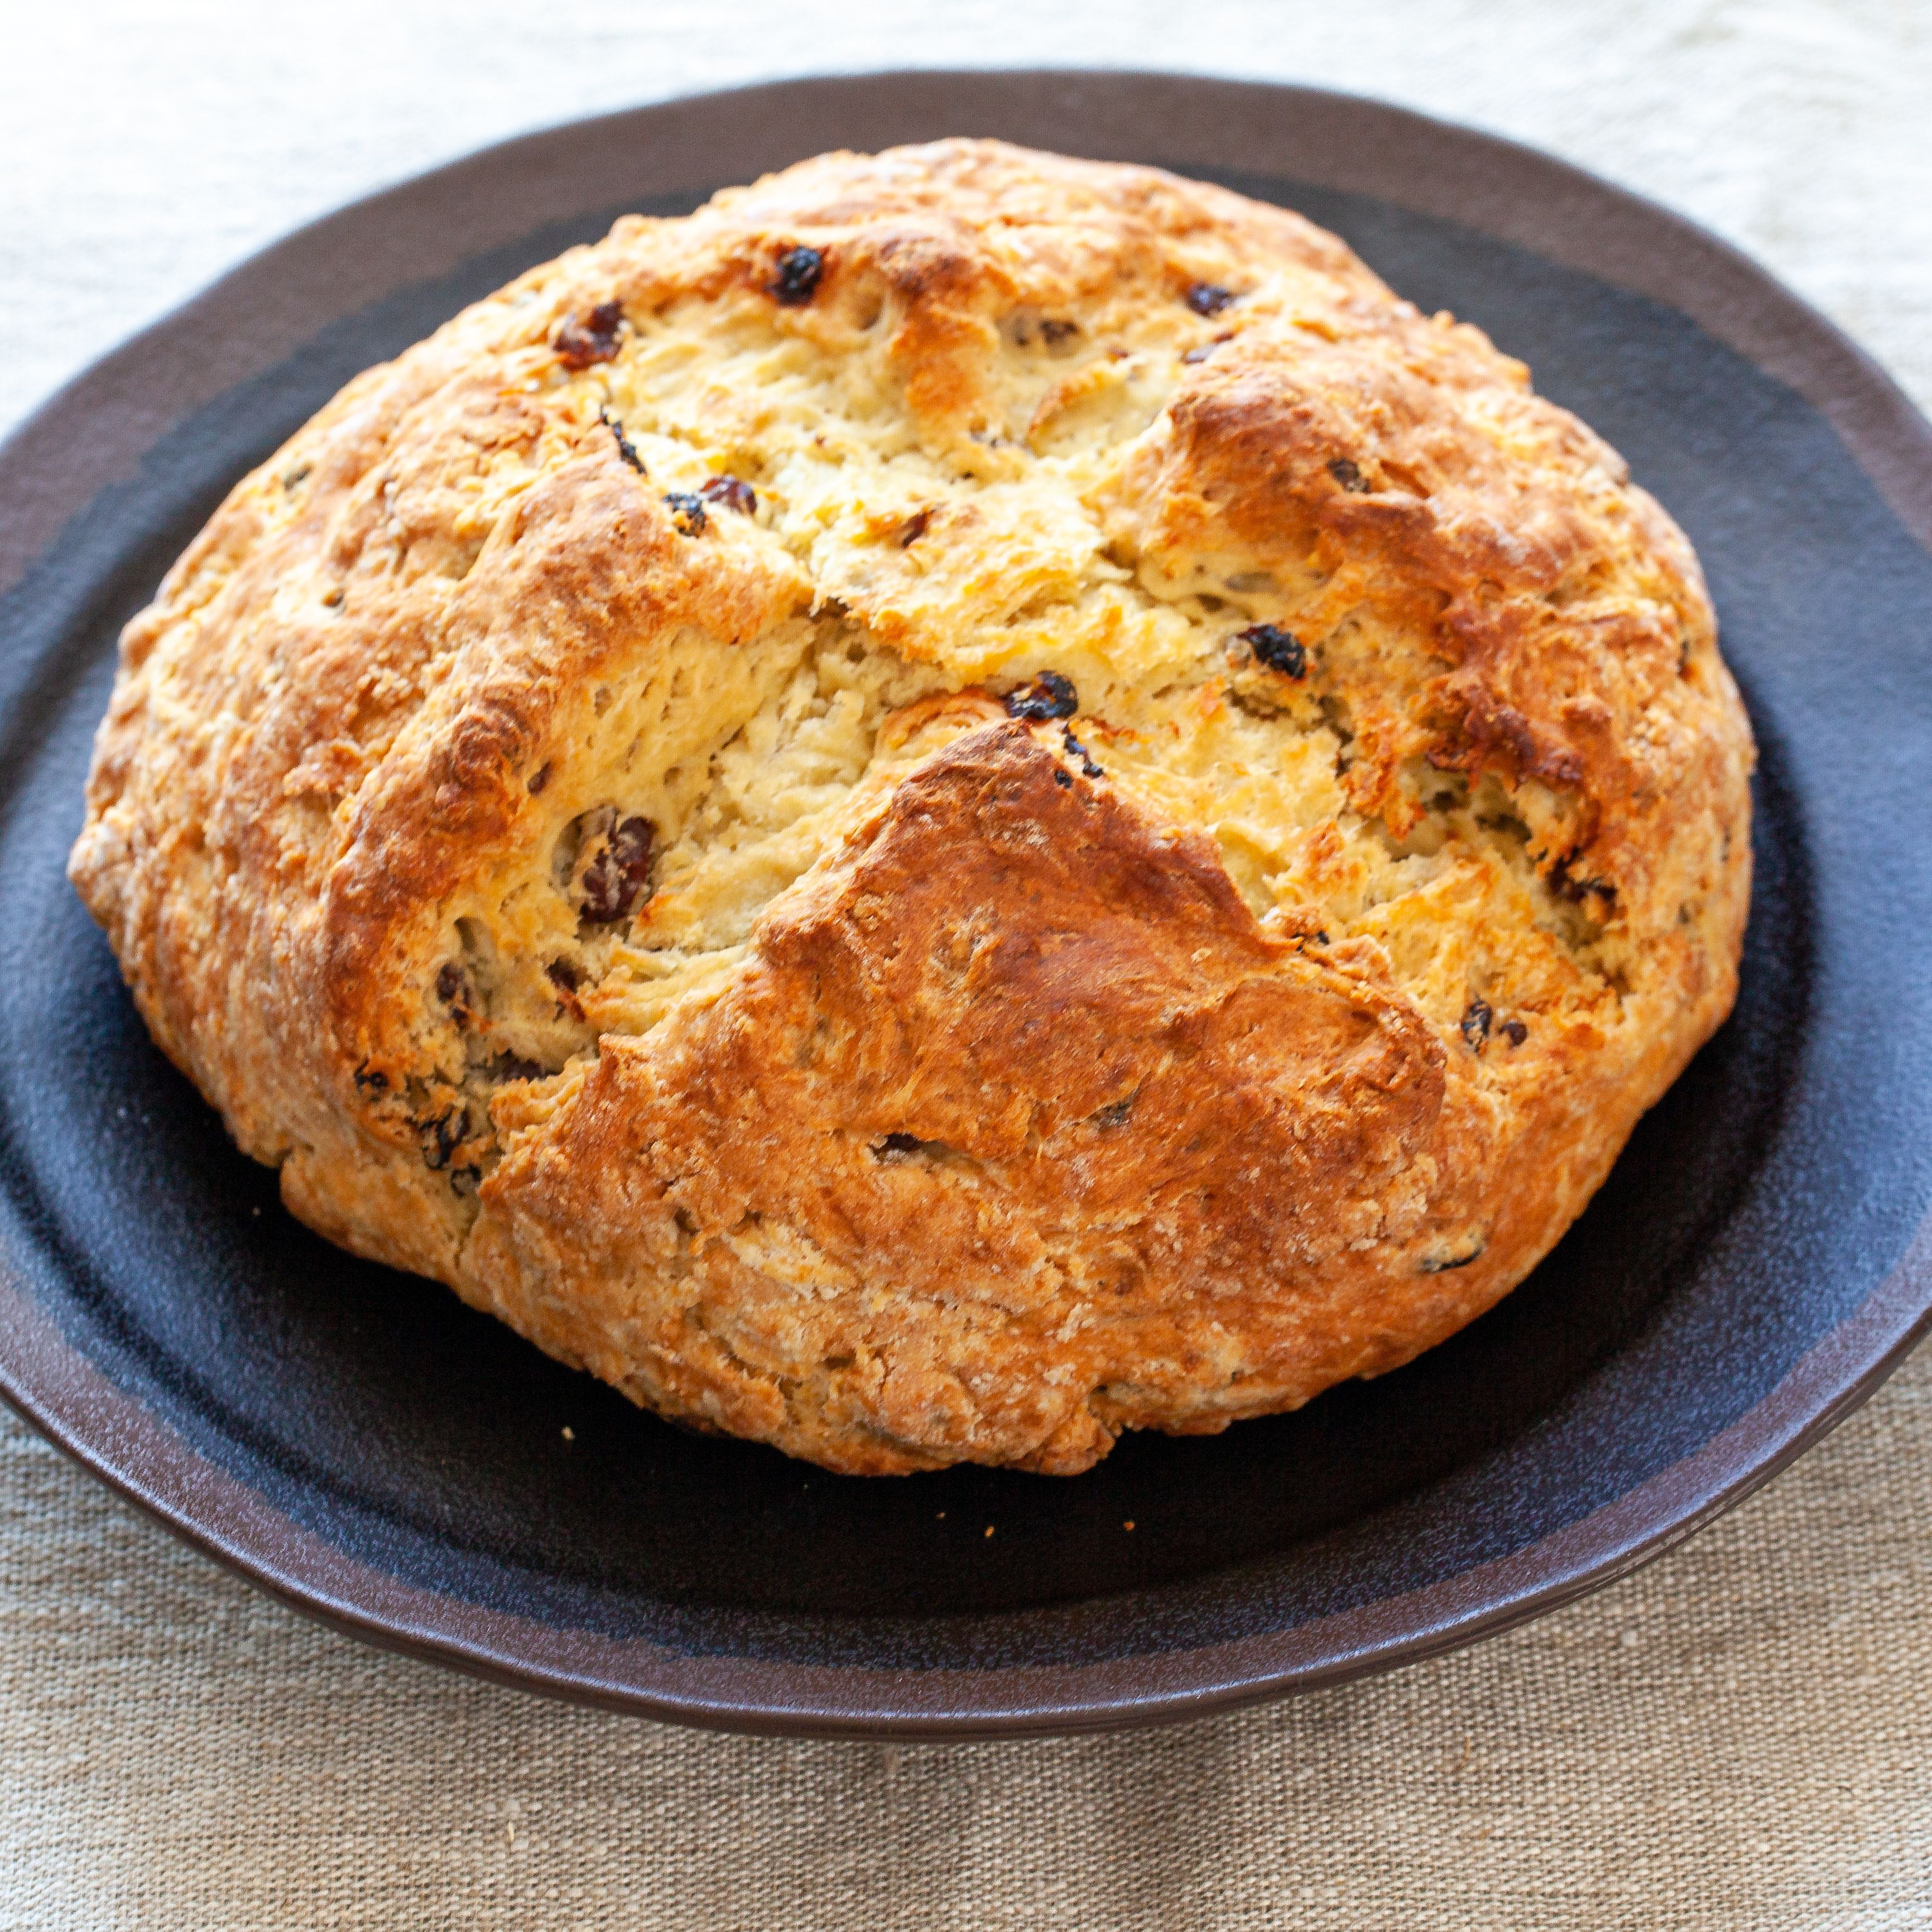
[3,71,1930,1738]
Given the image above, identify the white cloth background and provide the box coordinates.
[2,4,1929,1925]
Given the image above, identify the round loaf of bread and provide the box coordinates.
[70,141,1754,1474]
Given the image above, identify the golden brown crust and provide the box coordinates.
[69,140,1754,1473]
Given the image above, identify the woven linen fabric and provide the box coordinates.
[3,4,1930,1927]
[3,1358,1929,1930]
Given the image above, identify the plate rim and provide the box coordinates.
[3,66,1930,1737]
[4,1224,1928,1739]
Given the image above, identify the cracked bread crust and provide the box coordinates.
[69,139,1754,1474]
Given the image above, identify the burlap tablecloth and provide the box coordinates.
[3,6,1928,1925]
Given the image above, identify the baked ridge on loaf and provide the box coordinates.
[69,140,1755,1474]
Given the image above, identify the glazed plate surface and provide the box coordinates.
[2,71,1930,1736]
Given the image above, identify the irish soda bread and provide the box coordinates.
[70,141,1753,1474]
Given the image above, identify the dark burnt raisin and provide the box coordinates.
[698,475,757,517]
[1551,852,1617,906]
[664,492,707,536]
[353,1065,388,1094]
[1460,999,1493,1050]
[488,1052,546,1083]
[1186,282,1236,316]
[1089,1098,1133,1128]
[1329,457,1371,493]
[422,1109,468,1171]
[898,507,932,547]
[1061,724,1103,778]
[435,962,466,1007]
[1040,318,1080,345]
[1004,671,1078,721]
[527,763,551,795]
[579,816,655,924]
[547,958,584,1018]
[771,246,824,306]
[555,300,624,369]
[1054,769,1074,789]
[1238,624,1308,678]
[600,406,645,473]
[1502,1019,1529,1047]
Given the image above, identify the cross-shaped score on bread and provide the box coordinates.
[68,140,1753,1476]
